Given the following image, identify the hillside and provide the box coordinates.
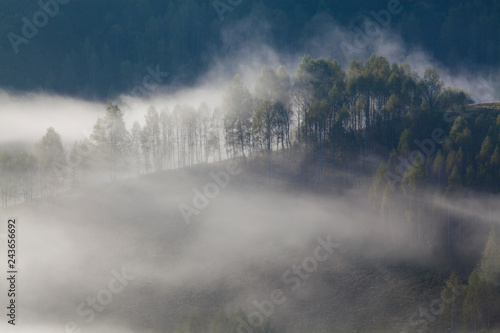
[2,1,500,332]
[1,160,493,333]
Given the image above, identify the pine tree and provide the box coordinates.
[440,272,463,333]
[34,127,66,196]
[481,228,500,287]
[91,102,130,181]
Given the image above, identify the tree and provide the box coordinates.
[130,122,143,175]
[465,164,476,187]
[179,104,198,166]
[255,66,280,101]
[197,103,211,164]
[490,146,500,190]
[222,74,254,161]
[253,100,276,152]
[478,136,493,163]
[476,136,494,185]
[35,127,66,195]
[273,100,291,150]
[403,154,427,193]
[276,65,292,103]
[402,153,427,246]
[207,107,224,162]
[14,152,36,201]
[447,165,462,193]
[370,161,388,201]
[294,56,341,145]
[91,102,129,181]
[0,152,14,208]
[432,150,445,188]
[481,228,500,287]
[446,150,463,177]
[441,272,463,333]
[419,68,443,112]
[143,106,162,172]
[159,110,174,168]
[397,128,413,155]
[462,269,498,332]
[254,66,293,150]
[445,116,472,153]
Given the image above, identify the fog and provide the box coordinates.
[0,8,499,333]
[0,156,498,332]
[0,91,103,150]
[1,9,498,151]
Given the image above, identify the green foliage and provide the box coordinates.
[402,154,427,193]
[478,136,494,162]
[465,165,476,187]
[439,272,463,332]
[490,146,500,167]
[445,116,472,152]
[0,150,37,207]
[419,68,444,112]
[223,74,254,159]
[432,150,445,177]
[397,129,413,155]
[34,127,67,194]
[35,127,66,171]
[462,269,499,331]
[446,165,462,193]
[437,229,500,331]
[481,228,500,286]
[370,161,388,201]
[253,100,276,151]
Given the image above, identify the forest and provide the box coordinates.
[1,1,500,332]
[0,0,499,99]
[1,54,500,331]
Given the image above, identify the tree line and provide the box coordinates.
[1,53,500,331]
[370,87,500,258]
[1,54,495,207]
[432,228,500,332]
